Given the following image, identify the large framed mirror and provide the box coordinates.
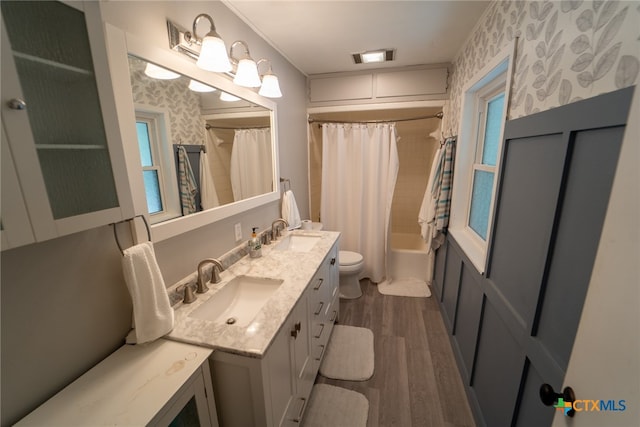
[106,24,279,242]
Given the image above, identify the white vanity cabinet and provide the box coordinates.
[16,340,218,426]
[308,244,339,373]
[0,0,133,250]
[209,242,340,426]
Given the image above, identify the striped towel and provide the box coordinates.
[177,146,198,215]
[434,137,456,231]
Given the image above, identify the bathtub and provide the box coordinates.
[388,233,429,282]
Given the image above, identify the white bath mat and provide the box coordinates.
[319,325,374,381]
[302,384,368,427]
[378,277,432,298]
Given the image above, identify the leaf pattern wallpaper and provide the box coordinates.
[129,57,205,146]
[444,0,639,134]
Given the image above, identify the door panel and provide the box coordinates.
[472,300,524,427]
[534,126,624,369]
[487,133,566,328]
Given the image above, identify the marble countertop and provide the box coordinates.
[166,230,340,358]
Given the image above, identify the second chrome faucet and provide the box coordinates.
[196,258,224,293]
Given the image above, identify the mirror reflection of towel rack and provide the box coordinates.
[111,215,151,256]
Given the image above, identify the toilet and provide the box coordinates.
[338,250,364,299]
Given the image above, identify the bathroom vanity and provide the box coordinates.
[167,230,340,426]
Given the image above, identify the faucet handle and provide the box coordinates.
[179,284,197,304]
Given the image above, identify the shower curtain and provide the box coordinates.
[200,131,220,210]
[320,123,399,283]
[230,128,273,201]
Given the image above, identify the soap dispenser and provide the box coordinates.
[248,227,262,258]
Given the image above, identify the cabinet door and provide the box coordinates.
[0,1,132,245]
[1,126,35,249]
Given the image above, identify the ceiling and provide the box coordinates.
[223,0,491,76]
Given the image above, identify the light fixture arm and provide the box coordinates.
[183,14,221,47]
[257,59,274,76]
[229,40,252,63]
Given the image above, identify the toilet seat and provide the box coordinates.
[339,250,363,266]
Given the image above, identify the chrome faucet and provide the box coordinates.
[196,258,224,293]
[271,218,289,239]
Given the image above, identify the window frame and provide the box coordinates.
[134,106,180,224]
[449,42,515,274]
[466,80,506,245]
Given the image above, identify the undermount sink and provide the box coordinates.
[189,275,283,327]
[273,233,322,252]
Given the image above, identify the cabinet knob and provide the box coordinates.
[8,98,27,110]
[330,257,336,265]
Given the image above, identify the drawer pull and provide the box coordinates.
[315,344,326,361]
[291,322,301,339]
[314,323,325,339]
[293,397,307,422]
[330,310,338,322]
[314,301,324,315]
[313,278,324,290]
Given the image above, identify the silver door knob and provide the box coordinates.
[8,98,26,110]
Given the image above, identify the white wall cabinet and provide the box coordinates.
[209,242,339,426]
[0,1,133,250]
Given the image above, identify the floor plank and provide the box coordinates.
[315,280,476,427]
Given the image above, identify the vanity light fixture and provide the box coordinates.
[220,91,240,102]
[188,79,216,92]
[144,62,180,80]
[257,59,282,98]
[229,41,261,88]
[167,15,232,73]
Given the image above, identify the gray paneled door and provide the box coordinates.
[486,87,633,426]
[433,87,634,427]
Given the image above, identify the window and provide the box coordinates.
[135,109,180,223]
[468,89,505,241]
[449,46,513,274]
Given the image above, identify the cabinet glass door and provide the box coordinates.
[1,1,118,219]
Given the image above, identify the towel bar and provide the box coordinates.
[111,215,152,255]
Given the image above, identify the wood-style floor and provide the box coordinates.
[315,280,476,427]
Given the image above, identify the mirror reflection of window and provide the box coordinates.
[135,109,181,224]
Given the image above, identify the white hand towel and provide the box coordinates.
[122,242,174,344]
[200,146,220,210]
[282,189,302,229]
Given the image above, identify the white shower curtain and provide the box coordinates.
[320,123,399,283]
[230,128,273,201]
[200,132,220,210]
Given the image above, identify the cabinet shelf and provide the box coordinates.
[13,51,93,76]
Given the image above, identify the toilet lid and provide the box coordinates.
[339,250,363,266]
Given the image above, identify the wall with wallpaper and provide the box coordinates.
[444,0,640,133]
[129,56,205,146]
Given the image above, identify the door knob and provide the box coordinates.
[539,383,576,417]
[8,98,27,110]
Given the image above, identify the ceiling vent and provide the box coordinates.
[352,48,395,64]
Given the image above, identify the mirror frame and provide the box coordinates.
[105,24,280,242]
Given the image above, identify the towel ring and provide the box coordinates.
[111,215,152,256]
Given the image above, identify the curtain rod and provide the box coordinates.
[308,111,443,125]
[205,124,270,130]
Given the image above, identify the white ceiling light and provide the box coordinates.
[352,48,395,64]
